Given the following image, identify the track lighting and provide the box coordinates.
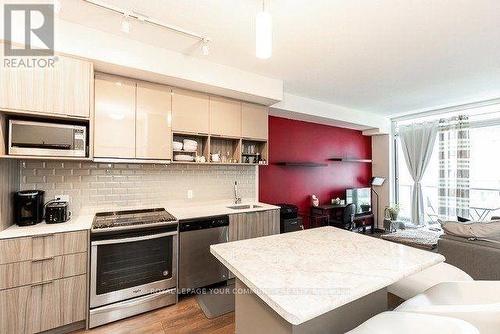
[121,14,131,33]
[201,38,210,56]
[54,0,61,13]
[84,0,211,50]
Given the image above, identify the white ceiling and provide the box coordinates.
[56,0,500,116]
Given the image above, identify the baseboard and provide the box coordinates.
[40,320,86,334]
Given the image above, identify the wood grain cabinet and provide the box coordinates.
[209,96,241,137]
[172,88,210,134]
[0,55,92,118]
[136,82,172,160]
[228,209,279,279]
[229,209,280,241]
[94,74,136,158]
[0,231,88,333]
[241,103,268,140]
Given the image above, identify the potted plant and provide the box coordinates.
[384,204,400,220]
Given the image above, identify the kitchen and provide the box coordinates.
[0,45,284,332]
[1,1,480,333]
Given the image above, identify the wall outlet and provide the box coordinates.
[187,190,193,199]
[55,194,70,202]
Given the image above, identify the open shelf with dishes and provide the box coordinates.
[172,132,209,163]
[209,136,241,164]
[241,139,268,165]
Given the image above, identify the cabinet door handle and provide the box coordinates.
[31,257,55,262]
[31,280,54,287]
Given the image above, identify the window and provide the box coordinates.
[395,109,500,223]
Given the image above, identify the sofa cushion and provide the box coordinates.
[441,221,500,242]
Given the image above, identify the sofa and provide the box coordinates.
[438,234,500,280]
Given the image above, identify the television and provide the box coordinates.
[346,187,372,215]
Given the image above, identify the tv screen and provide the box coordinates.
[346,187,372,214]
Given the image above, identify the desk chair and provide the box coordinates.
[330,203,356,231]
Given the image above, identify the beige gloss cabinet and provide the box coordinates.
[241,103,268,140]
[171,88,210,134]
[209,96,241,137]
[0,55,92,118]
[136,82,172,160]
[94,74,136,158]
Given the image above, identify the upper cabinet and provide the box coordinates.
[94,74,172,161]
[171,88,209,134]
[0,55,92,118]
[241,103,268,140]
[94,74,136,159]
[209,96,241,137]
[136,82,172,160]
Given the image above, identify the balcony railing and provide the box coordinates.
[398,184,500,221]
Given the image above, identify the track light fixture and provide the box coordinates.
[83,0,211,55]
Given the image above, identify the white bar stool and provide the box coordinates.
[395,281,500,334]
[388,262,473,300]
[346,311,479,334]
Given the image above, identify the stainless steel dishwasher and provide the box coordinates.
[179,215,229,291]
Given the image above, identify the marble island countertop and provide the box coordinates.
[0,199,279,239]
[210,226,445,325]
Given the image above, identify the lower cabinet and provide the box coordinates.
[0,231,88,334]
[229,209,280,241]
[0,275,86,334]
[228,209,279,279]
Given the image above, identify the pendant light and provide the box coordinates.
[256,0,272,59]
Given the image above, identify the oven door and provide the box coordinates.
[90,227,178,308]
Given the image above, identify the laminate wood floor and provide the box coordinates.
[73,296,235,334]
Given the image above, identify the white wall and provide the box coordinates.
[271,93,390,134]
[371,134,392,229]
[0,15,283,105]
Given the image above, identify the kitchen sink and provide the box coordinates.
[227,204,262,210]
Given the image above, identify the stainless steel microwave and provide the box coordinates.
[8,120,87,157]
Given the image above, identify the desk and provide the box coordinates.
[311,204,375,233]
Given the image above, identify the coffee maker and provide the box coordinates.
[14,190,45,226]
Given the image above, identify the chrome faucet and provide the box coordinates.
[234,181,242,204]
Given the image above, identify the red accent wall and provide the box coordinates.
[259,116,372,220]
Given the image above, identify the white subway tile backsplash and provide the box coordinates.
[19,160,256,213]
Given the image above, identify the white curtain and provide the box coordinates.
[399,121,438,225]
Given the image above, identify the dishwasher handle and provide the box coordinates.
[179,215,229,232]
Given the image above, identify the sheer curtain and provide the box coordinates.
[399,121,439,225]
[438,115,471,219]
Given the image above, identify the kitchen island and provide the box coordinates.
[211,226,445,334]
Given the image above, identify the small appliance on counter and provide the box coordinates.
[277,203,303,233]
[14,190,45,226]
[45,201,71,224]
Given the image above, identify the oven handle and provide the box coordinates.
[91,231,178,246]
[90,289,176,315]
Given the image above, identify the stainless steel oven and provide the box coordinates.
[89,209,178,328]
[8,119,87,157]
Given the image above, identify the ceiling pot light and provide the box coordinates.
[256,0,272,59]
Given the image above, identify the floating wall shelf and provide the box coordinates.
[328,157,372,163]
[276,162,328,167]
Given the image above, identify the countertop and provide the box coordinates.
[0,200,280,239]
[210,226,445,326]
[0,214,94,239]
